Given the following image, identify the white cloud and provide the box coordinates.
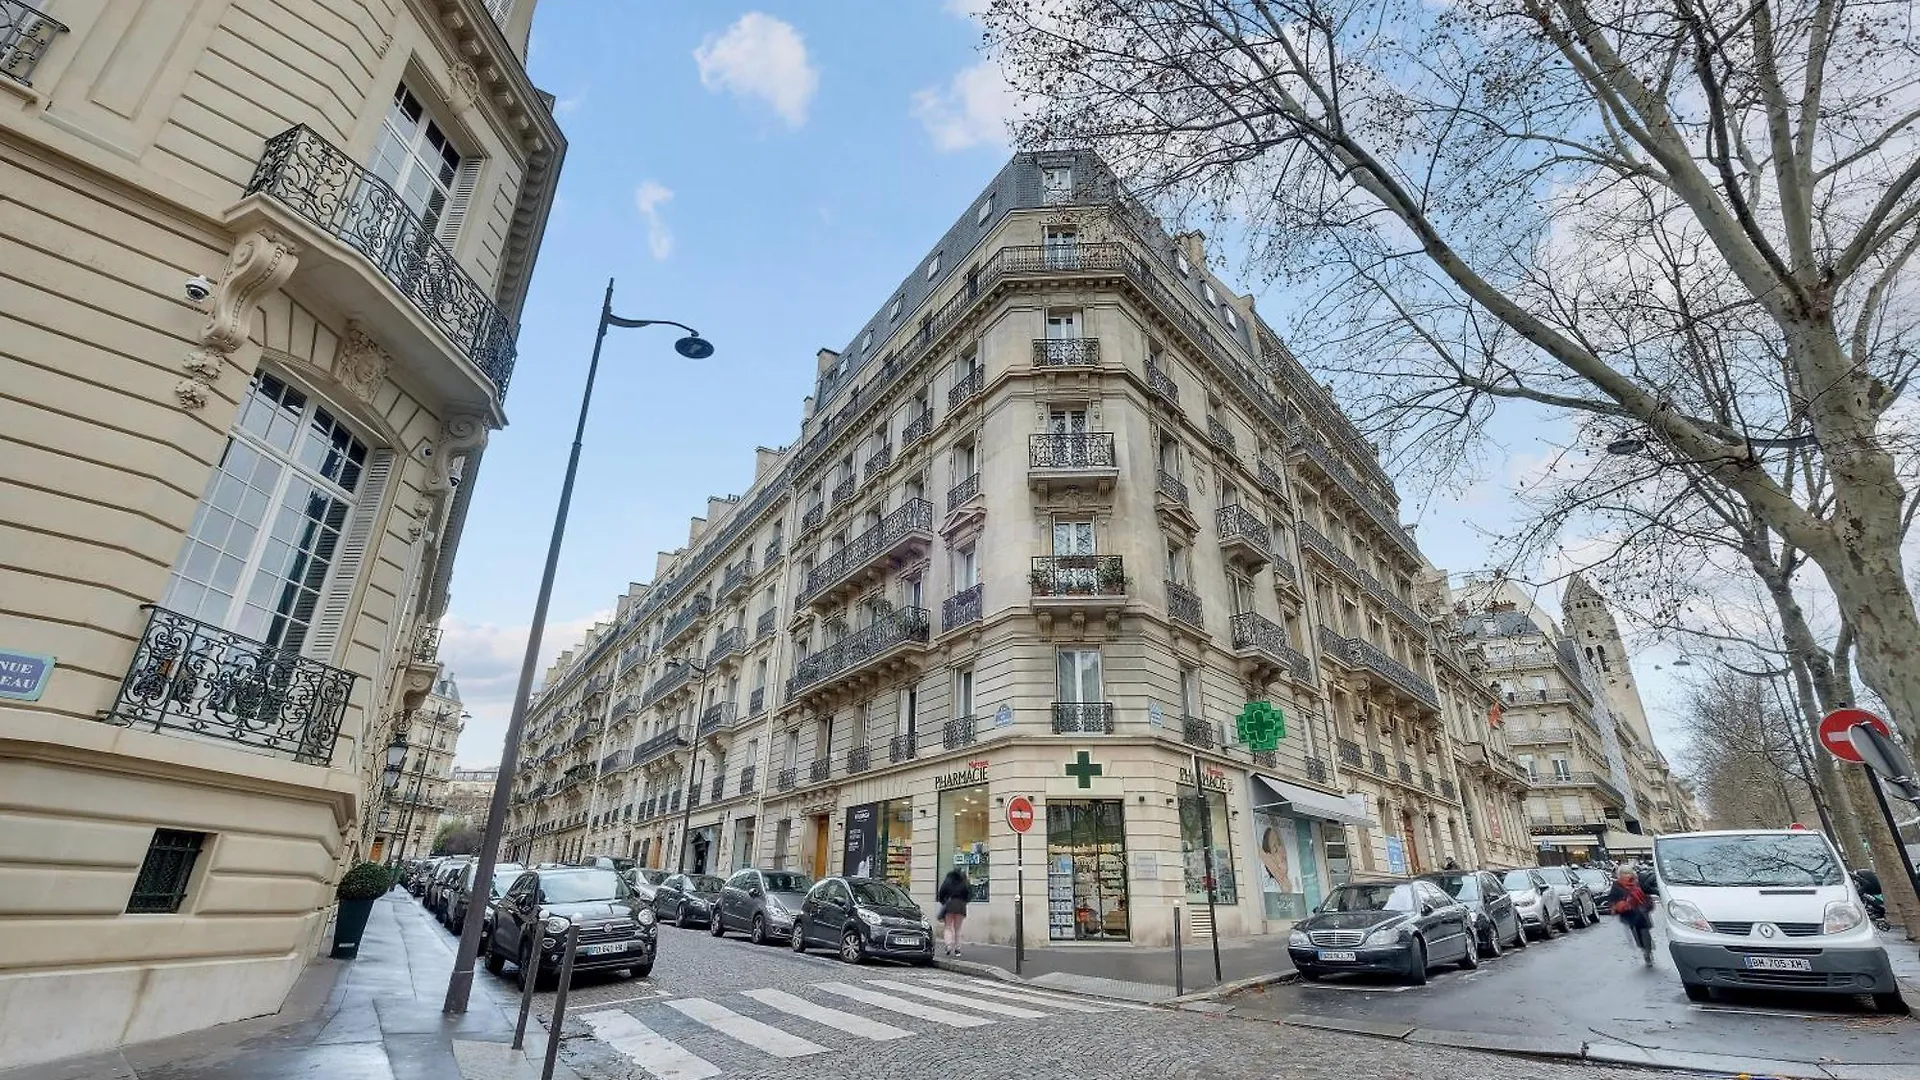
[911,58,1026,152]
[693,12,819,128]
[436,609,612,769]
[553,92,585,117]
[634,181,674,261]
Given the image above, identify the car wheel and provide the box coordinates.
[750,915,766,946]
[629,961,654,979]
[1554,906,1570,932]
[484,941,505,976]
[839,930,866,964]
[1873,992,1910,1015]
[1579,900,1595,927]
[1682,982,1712,1003]
[709,911,725,937]
[1404,939,1429,985]
[515,942,536,991]
[1458,933,1480,970]
[1511,919,1528,949]
[790,919,808,954]
[1480,923,1501,959]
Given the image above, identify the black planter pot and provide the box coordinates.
[330,897,377,959]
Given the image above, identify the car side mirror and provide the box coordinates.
[1420,903,1435,916]
[750,886,762,897]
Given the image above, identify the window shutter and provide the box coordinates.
[307,448,395,663]
[436,160,481,247]
[486,0,513,23]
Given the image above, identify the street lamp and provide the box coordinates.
[444,280,715,1015]
[383,732,407,792]
[671,656,715,874]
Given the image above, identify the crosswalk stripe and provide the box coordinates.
[577,1009,719,1080]
[814,981,996,1027]
[664,998,829,1058]
[865,979,1049,1018]
[921,980,1107,1012]
[740,988,914,1041]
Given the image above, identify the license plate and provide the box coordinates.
[889,935,926,948]
[578,941,630,956]
[1743,955,1812,971]
[1318,950,1358,962]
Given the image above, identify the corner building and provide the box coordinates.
[509,152,1533,950]
[0,1,561,1067]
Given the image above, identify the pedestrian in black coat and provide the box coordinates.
[936,868,971,957]
[1606,867,1656,965]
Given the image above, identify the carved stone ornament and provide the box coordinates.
[176,229,299,411]
[334,324,391,404]
[448,62,482,111]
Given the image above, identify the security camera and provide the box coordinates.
[184,274,215,303]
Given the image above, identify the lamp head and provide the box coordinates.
[1606,438,1647,456]
[675,335,715,360]
[385,732,409,769]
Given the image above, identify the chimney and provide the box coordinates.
[1177,230,1206,268]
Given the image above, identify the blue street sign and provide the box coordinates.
[0,651,55,701]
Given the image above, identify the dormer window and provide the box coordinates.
[889,297,903,322]
[976,196,994,225]
[927,252,942,280]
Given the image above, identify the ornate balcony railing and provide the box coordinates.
[411,624,443,664]
[1535,770,1628,806]
[1352,637,1440,709]
[1029,432,1116,470]
[698,701,737,738]
[0,1,64,86]
[943,583,983,631]
[947,472,981,513]
[1145,360,1180,404]
[800,500,934,602]
[1229,612,1313,683]
[832,475,858,504]
[719,562,752,600]
[763,537,782,566]
[1166,580,1204,628]
[632,727,688,768]
[609,694,637,723]
[104,605,356,766]
[740,764,757,793]
[1290,424,1420,561]
[1371,750,1390,775]
[1273,554,1299,590]
[787,606,931,696]
[1305,756,1329,784]
[244,127,518,397]
[1297,521,1359,580]
[641,661,696,708]
[1052,702,1115,734]
[661,594,712,650]
[1181,714,1214,749]
[1507,726,1578,746]
[1337,738,1364,767]
[1440,777,1457,800]
[1217,504,1271,556]
[1359,568,1427,632]
[710,774,725,802]
[748,687,766,715]
[890,733,917,763]
[1031,555,1126,598]
[707,626,746,666]
[1207,415,1237,452]
[1256,458,1289,501]
[618,645,647,676]
[1157,470,1189,505]
[776,767,797,792]
[601,749,627,773]
[902,409,932,445]
[846,743,874,774]
[1253,749,1278,769]
[800,502,825,533]
[755,609,778,640]
[864,443,893,480]
[943,716,978,750]
[809,758,832,784]
[1033,337,1100,367]
[949,367,984,409]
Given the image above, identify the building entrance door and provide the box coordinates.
[810,814,830,879]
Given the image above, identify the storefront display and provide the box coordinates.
[938,785,990,901]
[1179,791,1237,904]
[1254,810,1311,919]
[1046,799,1129,940]
[844,799,914,890]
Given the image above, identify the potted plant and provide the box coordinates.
[329,861,392,959]
[1097,559,1127,593]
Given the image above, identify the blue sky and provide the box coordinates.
[440,2,1696,769]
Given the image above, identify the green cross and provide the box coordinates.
[1235,701,1285,752]
[1064,750,1104,788]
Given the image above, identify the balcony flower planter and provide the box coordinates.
[1097,562,1127,591]
[329,861,392,959]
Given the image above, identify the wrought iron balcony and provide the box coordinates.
[609,694,637,724]
[1297,521,1360,580]
[846,743,874,774]
[763,537,782,566]
[902,409,932,446]
[1030,555,1127,601]
[1181,715,1214,749]
[1534,770,1627,806]
[949,367,984,409]
[799,499,934,604]
[719,562,751,600]
[1207,415,1237,453]
[1351,637,1440,710]
[800,502,825,534]
[618,645,647,676]
[1337,738,1364,767]
[809,758,832,784]
[756,608,778,639]
[1421,769,1436,793]
[1273,554,1300,592]
[668,791,681,812]
[1256,458,1290,502]
[947,472,981,513]
[632,727,689,768]
[943,716,978,750]
[661,594,712,650]
[740,764,757,793]
[1253,749,1278,768]
[890,733,917,763]
[707,626,746,666]
[697,701,738,738]
[832,474,858,504]
[1371,750,1389,775]
[1305,756,1329,784]
[1216,504,1272,570]
[942,583,983,632]
[641,661,696,708]
[1028,434,1119,497]
[1032,337,1100,367]
[1166,580,1204,629]
[601,749,627,773]
[1229,612,1313,685]
[1052,702,1115,735]
[105,605,356,766]
[1157,470,1189,505]
[776,766,797,792]
[787,606,931,698]
[411,624,443,665]
[748,687,766,715]
[864,444,893,480]
[243,127,518,397]
[1145,360,1180,405]
[1507,726,1577,746]
[1440,777,1457,800]
[1291,424,1420,562]
[1359,568,1427,632]
[0,1,64,86]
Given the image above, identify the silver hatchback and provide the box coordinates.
[712,868,816,944]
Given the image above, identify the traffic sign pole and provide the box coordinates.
[1007,795,1034,976]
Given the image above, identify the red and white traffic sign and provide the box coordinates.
[1819,707,1891,763]
[1006,795,1035,833]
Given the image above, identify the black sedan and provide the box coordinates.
[624,867,670,903]
[790,876,935,965]
[1422,869,1528,957]
[1288,877,1477,984]
[653,873,725,928]
[484,867,657,987]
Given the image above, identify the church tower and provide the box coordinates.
[1561,575,1658,752]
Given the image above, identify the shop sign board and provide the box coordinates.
[1177,765,1233,793]
[936,761,989,790]
[1006,795,1035,833]
[843,804,879,878]
[1234,701,1284,751]
[0,650,54,701]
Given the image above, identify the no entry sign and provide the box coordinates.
[1819,707,1891,763]
[1006,795,1035,833]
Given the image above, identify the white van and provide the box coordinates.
[1654,829,1904,1012]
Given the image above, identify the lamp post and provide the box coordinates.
[391,720,438,867]
[444,280,714,1015]
[379,732,406,865]
[675,657,715,873]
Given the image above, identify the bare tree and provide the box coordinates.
[985,0,1920,754]
[1684,667,1822,828]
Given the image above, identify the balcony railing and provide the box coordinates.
[1052,702,1115,734]
[1216,504,1271,559]
[1421,769,1435,792]
[1440,776,1457,799]
[1297,521,1359,580]
[710,774,725,802]
[948,472,981,513]
[1507,726,1577,745]
[1033,337,1100,367]
[800,502,825,533]
[1181,714,1214,749]
[846,743,874,774]
[1029,432,1117,470]
[1273,554,1299,590]
[1253,749,1278,768]
[1166,580,1203,628]
[1337,738,1363,767]
[1157,470,1189,505]
[902,409,932,445]
[800,499,934,602]
[776,767,797,792]
[1256,458,1289,501]
[809,758,832,784]
[687,786,703,809]
[864,444,893,479]
[1145,360,1180,404]
[943,583,983,631]
[1371,750,1389,775]
[748,687,766,715]
[943,716,978,749]
[832,475,858,504]
[631,727,689,767]
[1305,756,1329,784]
[1229,612,1314,683]
[641,661,696,708]
[244,127,518,397]
[661,594,712,650]
[949,367,984,409]
[697,701,737,738]
[609,695,637,723]
[890,733,917,763]
[1351,637,1440,709]
[1207,415,1237,452]
[740,764,757,794]
[0,1,64,86]
[1359,568,1427,632]
[104,605,356,766]
[719,562,752,600]
[707,625,746,666]
[787,606,931,696]
[411,624,443,665]
[1291,424,1420,562]
[1031,555,1126,599]
[1535,770,1628,806]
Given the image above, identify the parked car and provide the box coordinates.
[712,868,815,943]
[580,855,637,874]
[449,861,523,936]
[1502,868,1569,938]
[789,876,935,965]
[1422,869,1528,956]
[1288,877,1477,984]
[1572,866,1616,913]
[407,857,443,896]
[1655,829,1904,1012]
[428,859,472,920]
[624,868,670,902]
[653,873,726,928]
[1532,865,1598,927]
[484,866,657,987]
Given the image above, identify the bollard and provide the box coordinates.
[512,937,541,1050]
[542,924,580,1080]
[1172,902,1184,997]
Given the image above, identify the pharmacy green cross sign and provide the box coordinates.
[1235,701,1285,752]
[1064,750,1103,788]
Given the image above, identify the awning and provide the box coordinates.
[1532,830,1653,852]
[1251,775,1375,827]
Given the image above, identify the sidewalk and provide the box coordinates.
[933,932,1297,1003]
[0,892,573,1080]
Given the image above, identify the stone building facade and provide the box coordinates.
[373,674,465,863]
[506,152,1537,951]
[0,1,561,1067]
[443,765,500,825]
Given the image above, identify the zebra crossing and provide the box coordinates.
[567,975,1153,1078]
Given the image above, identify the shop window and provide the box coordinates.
[1179,791,1237,903]
[1254,814,1319,919]
[938,785,990,901]
[843,799,913,888]
[1046,799,1128,940]
[126,829,208,914]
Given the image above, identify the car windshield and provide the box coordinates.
[1575,869,1610,888]
[1502,870,1538,891]
[1657,833,1842,887]
[539,870,629,903]
[633,869,669,885]
[686,875,726,893]
[763,872,813,893]
[852,881,916,908]
[1426,873,1477,900]
[604,857,636,872]
[490,866,524,895]
[1321,883,1416,913]
[1528,867,1566,883]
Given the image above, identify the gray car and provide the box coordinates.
[712,868,815,944]
[1531,865,1598,927]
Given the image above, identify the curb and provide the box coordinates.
[930,956,1298,1006]
[1165,969,1300,1004]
